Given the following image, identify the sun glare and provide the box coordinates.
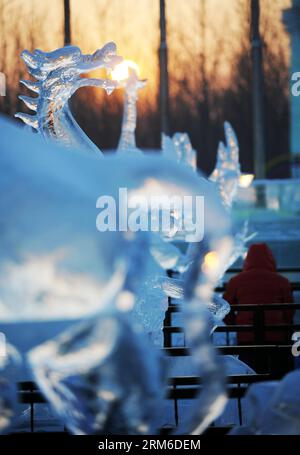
[239,174,255,188]
[111,59,140,81]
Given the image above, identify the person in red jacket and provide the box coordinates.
[224,243,294,344]
[223,243,294,374]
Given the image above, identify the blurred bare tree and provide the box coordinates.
[0,0,290,177]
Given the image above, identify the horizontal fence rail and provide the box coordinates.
[165,303,300,313]
[215,283,300,292]
[162,344,294,356]
[167,373,279,386]
[164,324,300,334]
[227,267,300,274]
[18,372,281,431]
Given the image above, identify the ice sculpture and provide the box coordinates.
[29,313,165,435]
[209,123,257,279]
[13,42,243,321]
[15,43,122,153]
[162,121,241,209]
[159,129,232,328]
[112,64,146,155]
[0,343,21,434]
[223,220,256,272]
[209,121,241,209]
[152,132,198,276]
[230,371,300,435]
[0,117,233,434]
[173,236,233,434]
[159,122,255,309]
[161,121,245,209]
[162,132,197,171]
[209,123,257,277]
[159,126,235,322]
[6,44,251,434]
[132,261,168,346]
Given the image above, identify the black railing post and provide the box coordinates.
[254,306,265,344]
[237,382,243,425]
[253,306,265,372]
[163,269,173,348]
[174,384,179,426]
[163,307,172,348]
[30,383,34,433]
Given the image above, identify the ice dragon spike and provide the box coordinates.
[14,112,38,129]
[20,79,41,94]
[19,95,38,111]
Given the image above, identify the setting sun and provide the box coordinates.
[111,59,140,82]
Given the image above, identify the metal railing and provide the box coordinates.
[18,372,281,432]
[163,265,300,347]
[163,303,300,348]
[161,301,300,428]
[166,373,280,427]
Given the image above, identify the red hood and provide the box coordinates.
[243,243,276,272]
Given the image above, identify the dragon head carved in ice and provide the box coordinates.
[15,42,122,153]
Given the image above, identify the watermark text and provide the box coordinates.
[96,188,204,242]
[291,72,300,96]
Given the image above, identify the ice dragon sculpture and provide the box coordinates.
[15,43,122,153]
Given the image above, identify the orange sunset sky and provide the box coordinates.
[0,0,292,103]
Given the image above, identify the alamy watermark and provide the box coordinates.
[292,331,300,357]
[291,72,300,96]
[96,188,204,242]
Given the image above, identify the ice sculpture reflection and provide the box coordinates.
[0,117,233,434]
[15,43,122,153]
